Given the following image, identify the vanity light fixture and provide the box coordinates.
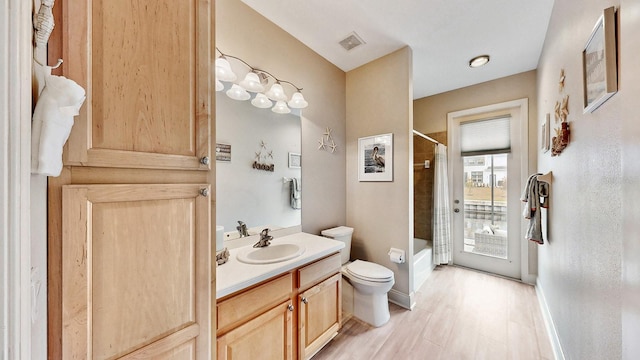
[226,84,250,101]
[215,56,237,81]
[469,54,490,68]
[214,47,309,113]
[251,93,273,109]
[272,100,292,114]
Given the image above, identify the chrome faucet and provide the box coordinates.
[237,221,249,237]
[253,228,273,248]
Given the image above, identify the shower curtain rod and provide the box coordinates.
[412,130,439,145]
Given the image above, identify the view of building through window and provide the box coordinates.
[463,154,508,258]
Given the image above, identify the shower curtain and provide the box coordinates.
[433,143,452,265]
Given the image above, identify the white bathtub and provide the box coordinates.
[413,238,435,292]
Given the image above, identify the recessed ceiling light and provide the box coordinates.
[469,55,490,68]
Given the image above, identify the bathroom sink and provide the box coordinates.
[237,243,305,264]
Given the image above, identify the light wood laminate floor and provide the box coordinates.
[313,265,554,360]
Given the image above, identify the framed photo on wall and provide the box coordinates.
[288,152,301,168]
[358,133,393,182]
[582,6,617,113]
[541,114,550,153]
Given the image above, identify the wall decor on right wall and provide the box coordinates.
[582,6,618,113]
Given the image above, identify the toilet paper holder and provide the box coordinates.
[388,248,405,264]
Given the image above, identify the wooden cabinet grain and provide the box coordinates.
[62,0,212,170]
[298,274,342,360]
[217,301,294,360]
[61,184,211,359]
[48,0,215,359]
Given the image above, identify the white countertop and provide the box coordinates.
[216,232,345,299]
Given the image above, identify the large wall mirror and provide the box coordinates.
[216,91,301,239]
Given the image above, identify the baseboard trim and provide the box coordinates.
[388,289,413,310]
[536,279,565,360]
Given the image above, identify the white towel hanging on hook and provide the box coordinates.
[31,64,86,176]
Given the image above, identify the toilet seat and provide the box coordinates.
[345,260,394,283]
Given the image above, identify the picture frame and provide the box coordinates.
[582,6,617,113]
[358,133,393,182]
[542,114,550,153]
[288,152,301,168]
[216,143,231,162]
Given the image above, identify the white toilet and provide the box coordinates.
[321,226,395,327]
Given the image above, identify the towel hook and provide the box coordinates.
[537,171,552,185]
[33,57,63,70]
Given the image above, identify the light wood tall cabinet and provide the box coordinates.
[63,0,211,170]
[47,0,215,359]
[62,184,210,359]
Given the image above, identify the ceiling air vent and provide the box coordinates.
[339,32,366,51]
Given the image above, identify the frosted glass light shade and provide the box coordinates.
[215,79,224,92]
[251,93,273,109]
[272,100,291,114]
[239,72,265,92]
[215,57,237,82]
[226,84,250,101]
[287,92,308,109]
[265,83,288,101]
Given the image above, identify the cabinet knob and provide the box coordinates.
[200,156,210,165]
[287,304,294,312]
[301,297,308,304]
[200,188,209,197]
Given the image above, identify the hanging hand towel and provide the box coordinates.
[290,177,301,209]
[521,173,548,244]
[31,66,86,176]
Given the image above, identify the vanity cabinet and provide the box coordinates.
[217,273,294,359]
[216,253,342,360]
[217,301,294,360]
[298,273,342,360]
[297,253,342,360]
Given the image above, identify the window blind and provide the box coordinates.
[460,116,511,156]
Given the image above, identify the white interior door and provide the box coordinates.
[448,100,528,279]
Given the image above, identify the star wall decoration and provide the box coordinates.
[318,136,326,150]
[560,95,569,122]
[318,127,337,153]
[328,140,337,153]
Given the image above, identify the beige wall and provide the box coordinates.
[216,0,346,235]
[621,0,640,358]
[346,47,414,301]
[414,70,538,180]
[536,0,625,358]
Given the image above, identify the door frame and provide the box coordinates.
[447,98,531,281]
[1,0,34,358]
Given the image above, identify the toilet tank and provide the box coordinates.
[321,226,354,265]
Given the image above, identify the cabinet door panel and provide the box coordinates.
[217,302,293,360]
[64,0,211,170]
[299,273,342,359]
[62,184,211,359]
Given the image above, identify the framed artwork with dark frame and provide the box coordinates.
[582,6,617,113]
[358,133,393,182]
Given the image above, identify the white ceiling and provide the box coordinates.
[241,0,555,99]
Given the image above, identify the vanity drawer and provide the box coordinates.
[217,272,293,332]
[298,252,341,291]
